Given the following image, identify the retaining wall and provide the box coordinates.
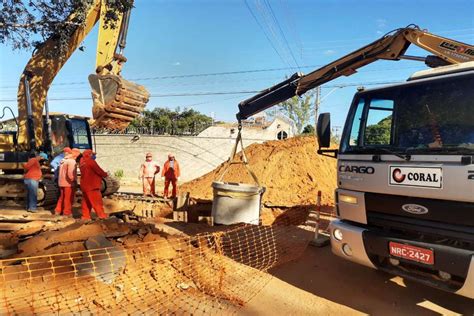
[94,134,269,183]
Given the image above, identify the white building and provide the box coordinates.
[198,114,296,141]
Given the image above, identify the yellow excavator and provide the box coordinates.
[237,24,474,119]
[0,0,149,205]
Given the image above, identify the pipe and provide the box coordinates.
[118,9,131,55]
[23,73,36,151]
[44,97,52,155]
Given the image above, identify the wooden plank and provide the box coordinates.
[0,210,57,222]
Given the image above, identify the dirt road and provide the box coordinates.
[243,246,474,315]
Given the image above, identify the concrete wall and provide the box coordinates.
[94,133,271,183]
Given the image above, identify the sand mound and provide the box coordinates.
[181,136,337,206]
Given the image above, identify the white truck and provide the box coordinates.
[236,25,474,298]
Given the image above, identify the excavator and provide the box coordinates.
[0,0,149,206]
[237,25,474,298]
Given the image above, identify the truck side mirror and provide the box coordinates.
[317,113,331,148]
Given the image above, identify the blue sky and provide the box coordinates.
[1,0,473,131]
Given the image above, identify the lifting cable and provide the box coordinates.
[216,122,261,188]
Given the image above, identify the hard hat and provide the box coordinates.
[71,148,81,158]
[146,152,152,157]
[63,147,72,154]
[39,152,48,160]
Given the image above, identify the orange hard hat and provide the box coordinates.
[63,147,72,154]
[71,148,81,158]
[82,149,95,158]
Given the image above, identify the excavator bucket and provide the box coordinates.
[88,74,150,131]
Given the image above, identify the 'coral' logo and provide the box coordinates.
[392,168,406,183]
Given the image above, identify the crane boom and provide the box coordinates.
[237,25,474,121]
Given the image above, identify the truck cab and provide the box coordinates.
[317,62,474,298]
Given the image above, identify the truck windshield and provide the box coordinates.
[341,73,474,154]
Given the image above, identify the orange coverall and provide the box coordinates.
[79,150,108,220]
[55,155,77,216]
[162,159,180,198]
[139,160,160,196]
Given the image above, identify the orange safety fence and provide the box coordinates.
[0,218,315,314]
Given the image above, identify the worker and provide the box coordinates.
[50,147,72,183]
[54,149,79,217]
[23,152,47,212]
[139,152,160,197]
[162,153,180,199]
[70,148,81,205]
[79,149,108,220]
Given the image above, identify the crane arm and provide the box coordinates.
[17,0,148,151]
[237,25,474,120]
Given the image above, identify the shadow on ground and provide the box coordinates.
[268,246,474,315]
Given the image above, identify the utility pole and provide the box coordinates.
[314,86,321,135]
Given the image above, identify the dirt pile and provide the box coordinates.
[181,136,337,206]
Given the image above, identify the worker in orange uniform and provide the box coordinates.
[139,153,160,197]
[23,152,47,212]
[55,149,79,217]
[162,153,180,199]
[79,149,108,220]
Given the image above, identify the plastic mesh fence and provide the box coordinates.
[0,222,314,314]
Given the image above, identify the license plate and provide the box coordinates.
[389,241,434,265]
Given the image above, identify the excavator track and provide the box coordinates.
[105,191,174,219]
[0,175,59,207]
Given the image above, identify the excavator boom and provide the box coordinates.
[237,25,474,120]
[17,0,149,151]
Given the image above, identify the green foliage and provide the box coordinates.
[365,116,392,145]
[279,92,315,134]
[0,0,133,56]
[114,169,124,179]
[302,124,315,134]
[130,107,213,135]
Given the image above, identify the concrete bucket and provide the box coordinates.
[88,74,150,131]
[211,181,265,225]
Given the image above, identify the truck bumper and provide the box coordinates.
[329,219,474,299]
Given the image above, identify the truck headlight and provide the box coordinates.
[333,228,343,241]
[339,193,358,204]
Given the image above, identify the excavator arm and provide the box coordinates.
[237,25,474,120]
[17,0,149,151]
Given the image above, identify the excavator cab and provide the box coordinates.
[88,74,149,131]
[48,114,93,155]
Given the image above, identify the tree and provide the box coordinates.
[0,1,132,56]
[365,116,392,145]
[302,124,315,135]
[130,107,213,135]
[278,92,315,134]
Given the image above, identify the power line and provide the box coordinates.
[243,0,291,69]
[263,0,300,70]
[0,65,321,89]
[0,79,407,103]
[0,64,426,90]
[279,0,303,59]
[0,90,260,102]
